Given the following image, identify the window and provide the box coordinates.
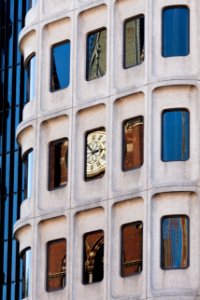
[47,239,66,292]
[29,0,37,8]
[21,248,31,299]
[85,128,106,180]
[83,230,104,284]
[121,221,143,277]
[162,109,189,161]
[23,149,33,199]
[161,215,189,269]
[48,138,68,190]
[86,28,107,81]
[26,54,36,102]
[162,6,189,57]
[50,40,70,92]
[122,116,144,171]
[124,15,144,68]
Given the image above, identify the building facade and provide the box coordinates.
[0,1,30,299]
[14,0,200,299]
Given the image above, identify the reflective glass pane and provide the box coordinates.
[5,109,11,153]
[26,55,36,102]
[8,25,13,67]
[3,241,8,283]
[50,40,70,92]
[124,15,144,68]
[47,239,66,292]
[3,196,9,240]
[49,138,68,190]
[21,248,31,298]
[16,65,21,106]
[23,149,33,199]
[86,28,106,81]
[162,109,189,161]
[12,193,18,226]
[5,153,11,194]
[161,215,189,269]
[7,68,13,106]
[85,129,106,180]
[83,230,104,284]
[122,116,144,171]
[121,221,143,277]
[162,6,189,57]
[13,151,19,192]
[11,240,17,281]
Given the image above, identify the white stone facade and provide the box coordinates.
[14,0,200,299]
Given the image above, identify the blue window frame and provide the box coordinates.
[50,40,70,92]
[162,6,189,57]
[161,215,189,269]
[162,109,189,162]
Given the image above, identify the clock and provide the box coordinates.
[85,129,106,179]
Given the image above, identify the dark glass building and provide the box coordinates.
[0,0,29,299]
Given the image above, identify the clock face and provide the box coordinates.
[85,130,106,179]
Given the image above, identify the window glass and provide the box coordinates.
[50,40,70,92]
[162,109,189,161]
[23,149,33,199]
[83,230,104,284]
[161,215,189,269]
[122,116,144,171]
[162,6,189,57]
[86,28,106,81]
[121,221,143,277]
[26,55,36,102]
[49,138,68,190]
[47,239,66,292]
[124,15,144,68]
[21,248,31,298]
[85,129,106,180]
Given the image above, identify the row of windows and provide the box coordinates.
[21,215,189,297]
[25,5,189,101]
[22,108,189,194]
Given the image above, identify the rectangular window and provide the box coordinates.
[21,248,31,299]
[121,221,143,277]
[122,116,144,171]
[161,215,189,269]
[85,129,106,180]
[124,15,144,68]
[49,138,68,190]
[86,28,107,81]
[26,54,36,102]
[50,40,70,92]
[162,6,189,57]
[162,109,189,161]
[83,230,104,284]
[23,149,33,199]
[47,239,66,292]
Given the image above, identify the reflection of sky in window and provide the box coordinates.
[162,7,189,57]
[162,110,189,161]
[51,41,70,91]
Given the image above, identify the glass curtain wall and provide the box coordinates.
[0,0,30,299]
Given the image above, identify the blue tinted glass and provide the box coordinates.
[5,153,11,194]
[12,194,18,226]
[17,22,23,64]
[14,152,19,192]
[162,109,189,161]
[162,7,189,57]
[50,41,70,92]
[2,284,7,300]
[15,107,20,149]
[3,196,9,240]
[5,109,11,152]
[3,241,8,283]
[161,216,189,269]
[9,0,15,23]
[8,25,14,67]
[11,240,17,281]
[0,112,3,153]
[7,68,13,105]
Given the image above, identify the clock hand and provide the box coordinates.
[87,144,93,152]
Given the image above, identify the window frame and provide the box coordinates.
[86,27,107,81]
[25,53,36,103]
[160,214,190,270]
[20,247,32,299]
[123,14,145,69]
[22,148,33,200]
[162,5,190,58]
[120,221,143,277]
[50,39,71,92]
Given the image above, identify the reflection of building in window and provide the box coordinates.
[162,109,189,161]
[124,15,144,69]
[161,215,189,269]
[121,221,143,277]
[49,138,68,190]
[23,149,33,199]
[47,239,66,292]
[123,116,144,171]
[162,6,189,57]
[85,129,106,180]
[21,248,31,299]
[50,40,70,92]
[26,54,36,102]
[83,230,104,284]
[86,28,106,81]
